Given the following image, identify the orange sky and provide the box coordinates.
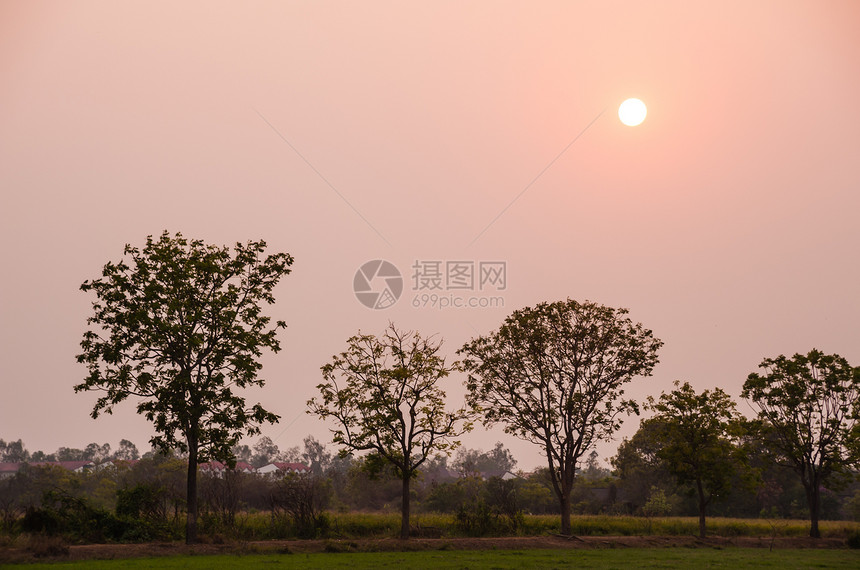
[2,1,859,469]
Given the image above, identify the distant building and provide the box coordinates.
[198,460,257,478]
[29,461,94,473]
[257,462,311,477]
[0,461,94,477]
[0,463,20,479]
[92,459,140,472]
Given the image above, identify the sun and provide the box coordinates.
[618,98,647,126]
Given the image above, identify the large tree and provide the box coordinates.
[742,349,860,538]
[459,299,662,535]
[644,381,747,538]
[114,439,140,461]
[452,442,517,478]
[308,324,470,539]
[75,231,292,543]
[0,439,29,463]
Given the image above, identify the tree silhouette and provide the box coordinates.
[75,231,292,543]
[309,324,470,539]
[459,299,661,535]
[743,349,860,538]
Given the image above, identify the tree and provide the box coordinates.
[55,447,87,461]
[644,381,747,537]
[302,435,332,476]
[75,231,292,543]
[250,436,282,468]
[231,443,252,464]
[452,442,517,478]
[459,299,662,535]
[0,439,29,463]
[742,349,860,538]
[114,439,140,461]
[612,419,674,513]
[270,471,332,538]
[308,324,471,539]
[29,450,56,462]
[580,450,611,481]
[84,442,112,463]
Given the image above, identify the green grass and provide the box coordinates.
[11,548,860,569]
[228,511,857,539]
[323,512,857,539]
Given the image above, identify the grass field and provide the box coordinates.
[11,548,860,569]
[210,511,860,540]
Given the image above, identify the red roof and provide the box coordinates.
[0,462,21,474]
[199,461,227,471]
[270,462,310,472]
[29,461,93,471]
[199,460,257,472]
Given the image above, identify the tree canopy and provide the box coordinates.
[742,349,860,538]
[459,299,662,535]
[75,231,292,542]
[644,381,747,537]
[308,324,470,539]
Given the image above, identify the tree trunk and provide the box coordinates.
[560,492,571,536]
[186,442,199,544]
[806,483,821,539]
[696,479,707,538]
[400,474,410,539]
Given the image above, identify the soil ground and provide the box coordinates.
[0,535,852,564]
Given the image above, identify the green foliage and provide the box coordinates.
[426,475,525,536]
[269,472,332,538]
[18,488,173,543]
[742,349,860,538]
[516,476,557,515]
[75,231,291,460]
[454,499,520,536]
[0,439,30,462]
[309,324,472,538]
[310,325,470,476]
[452,443,517,477]
[459,299,662,534]
[846,489,860,522]
[116,484,163,521]
[641,486,672,518]
[8,547,860,569]
[75,231,292,542]
[643,381,749,537]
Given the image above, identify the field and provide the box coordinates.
[6,546,860,569]
[197,511,859,541]
[2,514,858,566]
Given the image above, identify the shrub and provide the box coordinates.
[23,533,70,558]
[454,499,523,537]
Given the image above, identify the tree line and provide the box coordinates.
[2,433,859,542]
[50,232,860,542]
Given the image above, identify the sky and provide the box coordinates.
[2,1,859,471]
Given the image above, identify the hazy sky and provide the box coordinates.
[2,1,859,470]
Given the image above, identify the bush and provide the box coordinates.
[22,533,70,558]
[18,488,175,543]
[454,499,523,537]
[19,506,63,536]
